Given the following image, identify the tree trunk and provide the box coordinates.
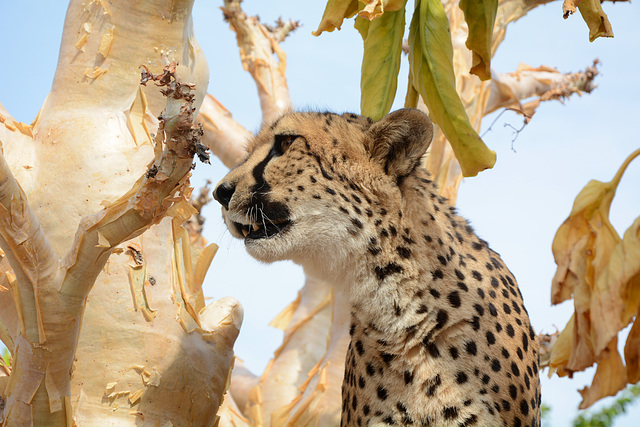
[0,1,241,425]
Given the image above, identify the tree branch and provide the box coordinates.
[485,60,600,120]
[198,94,251,168]
[221,0,294,124]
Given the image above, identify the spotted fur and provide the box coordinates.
[214,109,541,426]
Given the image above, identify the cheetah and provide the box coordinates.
[213,109,541,426]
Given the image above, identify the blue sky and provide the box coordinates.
[1,1,640,425]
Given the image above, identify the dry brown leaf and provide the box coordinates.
[578,337,627,409]
[550,148,640,406]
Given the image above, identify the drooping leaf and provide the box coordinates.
[578,337,627,410]
[458,0,498,80]
[358,0,406,20]
[550,148,640,407]
[354,15,371,40]
[577,0,614,41]
[407,0,496,177]
[360,5,406,121]
[313,0,360,36]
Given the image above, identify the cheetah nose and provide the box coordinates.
[213,182,235,210]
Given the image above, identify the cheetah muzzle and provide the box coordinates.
[214,109,541,427]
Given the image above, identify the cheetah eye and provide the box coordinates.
[274,134,298,155]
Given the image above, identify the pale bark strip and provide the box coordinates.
[221,0,297,124]
[1,66,206,427]
[199,94,251,168]
[486,60,599,118]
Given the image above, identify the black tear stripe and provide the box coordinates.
[250,149,275,194]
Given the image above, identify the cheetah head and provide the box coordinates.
[213,109,433,276]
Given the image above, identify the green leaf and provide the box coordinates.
[458,0,498,80]
[354,15,371,40]
[577,0,614,42]
[313,0,360,36]
[360,5,406,121]
[407,0,496,177]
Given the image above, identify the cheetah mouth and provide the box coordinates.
[232,218,291,240]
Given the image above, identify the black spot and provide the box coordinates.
[454,270,465,280]
[358,376,365,388]
[443,406,459,420]
[389,225,397,236]
[470,316,480,331]
[349,323,355,336]
[502,400,511,412]
[510,385,519,400]
[423,340,440,358]
[438,255,447,266]
[474,304,484,316]
[325,187,336,195]
[462,414,478,425]
[368,246,381,256]
[457,282,469,292]
[366,363,375,376]
[339,207,349,215]
[491,384,500,393]
[363,405,370,416]
[488,303,498,316]
[449,346,459,359]
[455,372,468,384]
[491,277,499,288]
[355,340,364,356]
[512,300,522,315]
[404,370,414,385]
[382,416,395,425]
[482,374,490,384]
[511,362,520,377]
[435,310,449,329]
[520,399,529,416]
[425,374,442,397]
[491,359,501,372]
[502,347,510,359]
[517,348,524,360]
[432,269,444,280]
[506,324,515,337]
[381,352,395,365]
[503,303,512,314]
[429,288,441,298]
[489,290,497,298]
[447,291,461,308]
[477,288,485,299]
[416,304,428,314]
[472,270,483,281]
[377,386,388,401]
[397,247,412,258]
[351,218,363,229]
[375,263,403,281]
[352,394,358,411]
[465,341,477,356]
[424,235,433,243]
[486,331,496,345]
[522,331,529,352]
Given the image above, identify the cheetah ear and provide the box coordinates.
[366,109,433,178]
